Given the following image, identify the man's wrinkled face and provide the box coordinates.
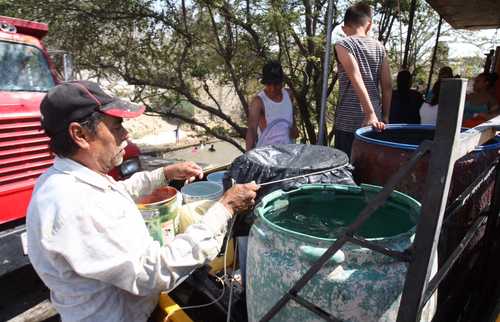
[88,115,129,174]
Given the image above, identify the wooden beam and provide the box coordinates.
[426,0,500,30]
[6,300,57,322]
[453,115,500,162]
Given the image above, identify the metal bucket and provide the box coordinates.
[137,186,179,246]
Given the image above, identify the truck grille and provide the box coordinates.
[0,116,53,194]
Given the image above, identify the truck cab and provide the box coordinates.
[0,16,141,276]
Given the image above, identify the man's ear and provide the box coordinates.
[365,20,372,34]
[68,122,91,149]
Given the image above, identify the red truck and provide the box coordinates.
[0,16,142,276]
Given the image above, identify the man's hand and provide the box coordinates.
[220,182,260,216]
[363,112,385,132]
[164,162,203,183]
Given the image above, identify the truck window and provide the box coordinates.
[0,41,55,92]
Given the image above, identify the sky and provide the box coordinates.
[331,23,499,59]
[330,0,500,59]
[445,29,500,58]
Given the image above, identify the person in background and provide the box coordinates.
[463,72,499,127]
[174,123,180,144]
[245,60,299,151]
[389,70,423,124]
[27,81,259,322]
[426,66,453,102]
[420,80,441,125]
[334,2,392,157]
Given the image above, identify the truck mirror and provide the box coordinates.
[62,53,74,81]
[48,50,75,82]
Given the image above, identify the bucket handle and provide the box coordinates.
[299,245,345,266]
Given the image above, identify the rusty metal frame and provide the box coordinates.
[397,80,500,321]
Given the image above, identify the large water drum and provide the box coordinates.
[351,124,500,248]
[247,184,437,322]
[351,124,500,313]
[351,125,500,209]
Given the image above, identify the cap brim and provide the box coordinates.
[99,98,145,118]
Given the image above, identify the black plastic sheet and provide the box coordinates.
[223,144,356,236]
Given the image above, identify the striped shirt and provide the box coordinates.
[335,36,386,133]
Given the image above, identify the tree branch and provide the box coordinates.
[141,101,245,153]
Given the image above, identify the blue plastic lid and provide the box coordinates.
[207,171,227,184]
[181,181,223,199]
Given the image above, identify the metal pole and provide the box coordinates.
[402,0,417,69]
[317,0,335,145]
[425,17,443,97]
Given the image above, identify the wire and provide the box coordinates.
[258,164,348,187]
[164,275,226,322]
[231,164,348,188]
[164,217,237,322]
[226,236,238,322]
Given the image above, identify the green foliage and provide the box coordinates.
[451,56,485,79]
[3,0,345,148]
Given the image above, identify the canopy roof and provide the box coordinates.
[426,0,500,30]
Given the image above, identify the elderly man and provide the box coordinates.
[26,81,258,322]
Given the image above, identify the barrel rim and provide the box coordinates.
[206,171,227,182]
[254,183,421,243]
[137,186,178,207]
[355,124,500,151]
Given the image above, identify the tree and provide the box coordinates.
[5,0,489,150]
[5,0,344,151]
